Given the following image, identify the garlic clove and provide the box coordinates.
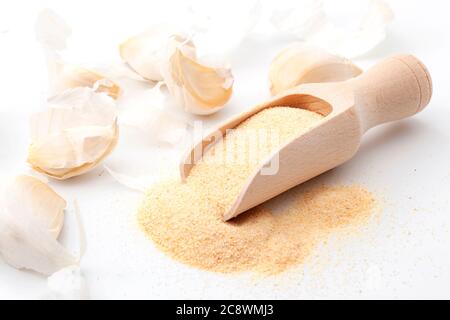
[28,88,118,180]
[269,43,362,95]
[5,175,66,238]
[121,27,234,115]
[0,175,79,275]
[162,36,233,115]
[119,25,179,81]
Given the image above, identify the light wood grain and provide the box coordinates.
[180,54,433,221]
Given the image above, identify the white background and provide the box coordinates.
[0,0,449,299]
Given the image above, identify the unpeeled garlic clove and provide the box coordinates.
[0,175,79,275]
[28,87,118,180]
[269,43,362,95]
[119,25,178,81]
[161,36,233,115]
[120,28,233,115]
[5,175,66,238]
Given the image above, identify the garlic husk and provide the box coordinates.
[0,175,79,275]
[28,87,118,180]
[104,165,148,192]
[270,0,394,58]
[104,150,180,193]
[118,82,189,145]
[269,43,362,95]
[36,9,121,99]
[51,64,122,100]
[161,36,233,115]
[35,8,71,52]
[45,265,88,300]
[105,82,189,192]
[186,0,262,61]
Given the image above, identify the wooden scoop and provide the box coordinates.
[180,54,432,221]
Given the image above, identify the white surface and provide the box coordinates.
[0,0,450,299]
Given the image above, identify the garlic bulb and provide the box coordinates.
[0,175,79,275]
[28,88,118,180]
[161,35,233,115]
[269,43,362,95]
[36,9,121,99]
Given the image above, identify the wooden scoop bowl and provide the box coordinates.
[180,54,432,221]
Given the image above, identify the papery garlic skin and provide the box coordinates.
[35,8,71,52]
[0,175,77,275]
[46,265,88,300]
[161,36,233,115]
[106,82,189,192]
[50,64,122,100]
[36,9,121,99]
[187,0,262,60]
[28,88,118,180]
[118,82,189,146]
[269,43,362,95]
[269,0,394,58]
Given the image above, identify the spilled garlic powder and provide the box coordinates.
[139,107,376,274]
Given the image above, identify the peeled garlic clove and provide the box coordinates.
[119,25,179,81]
[0,175,78,275]
[269,43,362,95]
[28,87,118,180]
[162,36,233,115]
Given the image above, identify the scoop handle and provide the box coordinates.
[349,54,432,132]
